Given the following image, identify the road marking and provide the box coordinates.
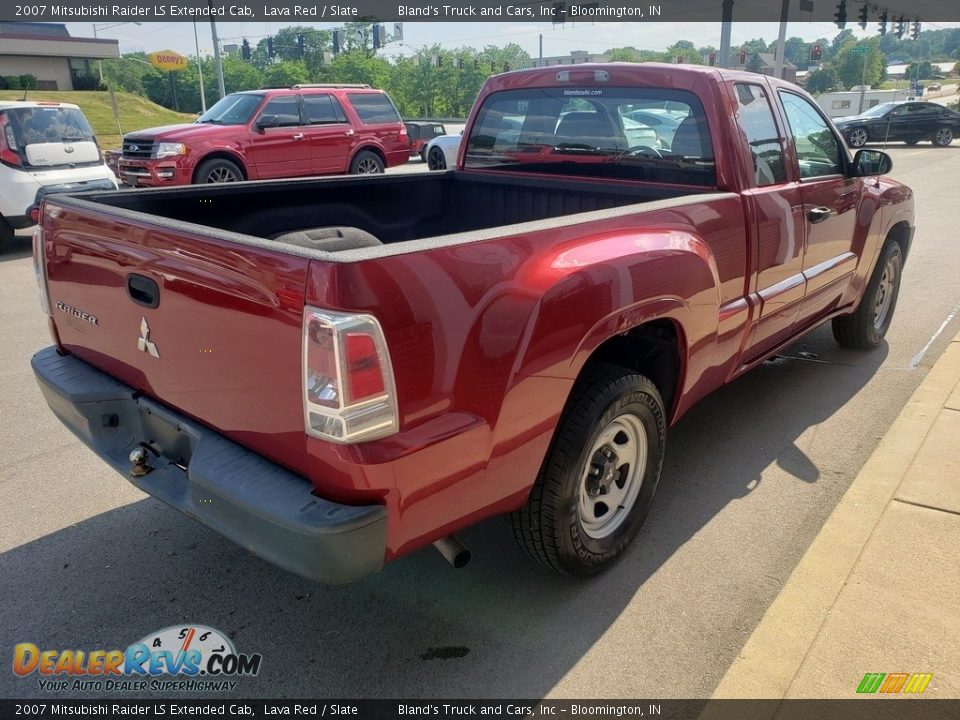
[911,301,960,368]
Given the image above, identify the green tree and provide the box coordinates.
[262,60,310,87]
[746,52,763,74]
[806,68,838,93]
[833,39,884,89]
[904,61,935,80]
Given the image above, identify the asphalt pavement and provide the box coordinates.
[1,143,959,700]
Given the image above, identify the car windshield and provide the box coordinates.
[464,86,715,185]
[6,106,95,146]
[197,93,263,125]
[860,103,896,118]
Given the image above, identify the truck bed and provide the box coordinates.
[62,171,711,253]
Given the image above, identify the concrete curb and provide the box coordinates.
[706,331,960,706]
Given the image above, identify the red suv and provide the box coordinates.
[117,84,409,186]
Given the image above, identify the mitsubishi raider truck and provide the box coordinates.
[31,64,914,584]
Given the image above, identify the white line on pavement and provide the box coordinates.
[911,301,960,368]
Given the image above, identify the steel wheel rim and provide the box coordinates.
[207,167,238,183]
[428,149,446,170]
[356,157,382,174]
[936,128,952,145]
[578,414,647,540]
[874,256,898,330]
[849,129,867,147]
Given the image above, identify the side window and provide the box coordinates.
[346,93,401,124]
[734,83,787,187]
[779,92,843,179]
[258,97,301,127]
[303,95,345,124]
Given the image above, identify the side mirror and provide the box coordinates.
[852,149,892,177]
[256,115,280,130]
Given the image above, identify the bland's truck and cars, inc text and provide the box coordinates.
[31,64,913,584]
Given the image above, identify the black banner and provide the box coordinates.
[2,700,960,720]
[2,0,959,23]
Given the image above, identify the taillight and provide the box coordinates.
[32,227,51,316]
[302,307,398,443]
[0,114,22,167]
[398,125,408,142]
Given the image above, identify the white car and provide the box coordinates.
[424,133,462,171]
[0,101,118,250]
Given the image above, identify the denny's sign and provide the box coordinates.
[147,51,188,72]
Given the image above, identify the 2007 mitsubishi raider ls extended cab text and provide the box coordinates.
[31,64,914,584]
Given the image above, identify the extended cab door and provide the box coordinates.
[247,94,311,179]
[731,82,808,362]
[777,91,859,323]
[301,93,354,175]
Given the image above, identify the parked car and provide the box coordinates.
[834,100,960,147]
[423,132,461,170]
[405,121,447,162]
[926,82,941,92]
[116,84,409,187]
[33,64,913,584]
[0,100,117,251]
[622,109,683,146]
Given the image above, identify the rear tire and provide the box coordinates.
[195,157,243,184]
[847,127,869,148]
[933,127,954,146]
[0,218,13,253]
[832,241,903,349]
[510,363,666,576]
[349,150,384,174]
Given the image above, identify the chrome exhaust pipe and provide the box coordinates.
[433,535,471,568]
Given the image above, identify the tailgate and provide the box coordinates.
[40,200,313,478]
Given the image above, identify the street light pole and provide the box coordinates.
[193,21,207,112]
[92,22,141,85]
[209,8,226,99]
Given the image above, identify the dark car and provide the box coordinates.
[405,121,447,162]
[834,101,960,148]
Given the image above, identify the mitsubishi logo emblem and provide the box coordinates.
[137,317,160,358]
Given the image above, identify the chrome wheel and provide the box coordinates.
[578,414,648,540]
[874,255,899,331]
[355,157,383,174]
[428,147,447,171]
[848,128,868,148]
[935,127,953,146]
[206,167,238,182]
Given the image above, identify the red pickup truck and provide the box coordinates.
[32,64,913,584]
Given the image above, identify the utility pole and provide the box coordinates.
[539,34,543,65]
[858,49,868,113]
[193,20,206,112]
[774,0,789,79]
[209,0,226,100]
[718,0,733,68]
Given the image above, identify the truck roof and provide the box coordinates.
[0,100,81,109]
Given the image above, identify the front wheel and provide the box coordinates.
[194,157,243,184]
[832,241,903,349]
[933,127,954,146]
[349,150,384,174]
[510,364,666,576]
[427,146,447,171]
[847,127,869,148]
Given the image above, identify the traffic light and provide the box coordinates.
[739,48,747,64]
[834,0,847,29]
[241,39,250,60]
[372,25,381,50]
[878,11,888,35]
[708,51,716,67]
[456,57,464,69]
[858,2,868,30]
[473,58,479,70]
[810,43,822,62]
[895,16,905,38]
[297,34,305,58]
[267,37,275,58]
[503,62,510,72]
[911,20,921,40]
[332,30,340,54]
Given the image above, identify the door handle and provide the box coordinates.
[292,133,305,140]
[808,207,832,223]
[344,129,355,137]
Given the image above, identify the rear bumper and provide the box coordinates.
[31,346,387,585]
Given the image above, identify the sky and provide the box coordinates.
[62,20,960,60]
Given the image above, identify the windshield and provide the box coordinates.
[860,103,895,118]
[197,93,263,125]
[6,106,96,146]
[464,87,715,185]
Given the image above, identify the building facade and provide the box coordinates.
[0,22,119,91]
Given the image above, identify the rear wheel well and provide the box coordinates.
[584,320,683,419]
[192,152,247,182]
[352,146,386,166]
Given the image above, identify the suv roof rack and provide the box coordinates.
[292,83,372,89]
